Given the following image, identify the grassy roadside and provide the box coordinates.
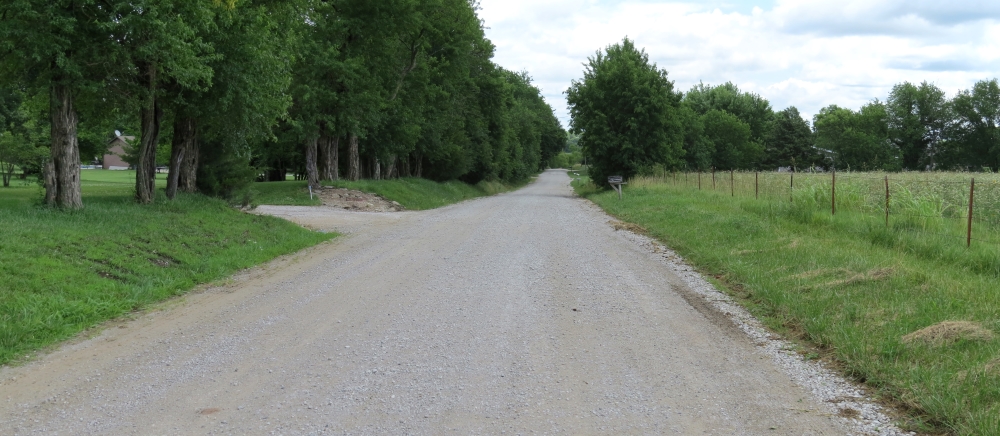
[252,180,322,206]
[324,178,516,210]
[254,177,522,210]
[0,170,333,365]
[574,177,1000,435]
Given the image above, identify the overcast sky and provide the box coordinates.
[477,0,1000,129]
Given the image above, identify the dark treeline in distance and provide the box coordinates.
[0,0,566,208]
[568,38,1000,184]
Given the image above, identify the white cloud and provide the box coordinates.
[478,0,1000,128]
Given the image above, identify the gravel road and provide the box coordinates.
[1,170,903,435]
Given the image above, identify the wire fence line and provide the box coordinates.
[648,170,1000,247]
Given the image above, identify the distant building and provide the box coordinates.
[103,135,134,170]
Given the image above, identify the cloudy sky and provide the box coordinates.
[477,0,1000,129]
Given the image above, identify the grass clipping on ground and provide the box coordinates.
[902,321,995,346]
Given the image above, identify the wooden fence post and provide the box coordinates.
[790,172,794,202]
[832,170,836,215]
[968,178,975,248]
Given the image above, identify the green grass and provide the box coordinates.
[575,177,1000,435]
[252,177,519,210]
[252,180,322,206]
[0,170,333,365]
[321,177,516,210]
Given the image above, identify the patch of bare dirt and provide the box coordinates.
[314,186,404,212]
[902,321,994,346]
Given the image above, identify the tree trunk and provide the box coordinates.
[47,84,83,209]
[332,137,340,180]
[400,155,411,178]
[385,155,396,179]
[414,152,423,178]
[178,134,199,192]
[372,156,381,180]
[319,135,339,181]
[43,160,57,204]
[135,63,160,204]
[1,162,12,187]
[166,116,196,200]
[347,133,360,181]
[304,136,319,188]
[318,136,330,180]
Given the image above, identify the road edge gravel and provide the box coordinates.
[598,208,914,436]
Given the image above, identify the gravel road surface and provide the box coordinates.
[2,170,896,434]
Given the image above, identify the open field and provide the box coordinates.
[664,170,1000,249]
[0,170,333,365]
[575,173,1000,434]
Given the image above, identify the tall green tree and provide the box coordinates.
[684,81,773,169]
[886,81,948,170]
[940,79,1000,171]
[677,102,713,171]
[0,0,124,208]
[565,38,684,185]
[169,0,297,200]
[703,109,755,170]
[766,106,817,170]
[814,102,899,171]
[117,0,218,204]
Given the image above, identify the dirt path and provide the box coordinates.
[2,170,888,434]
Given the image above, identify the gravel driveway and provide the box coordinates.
[1,170,899,434]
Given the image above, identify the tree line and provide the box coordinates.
[0,0,566,208]
[567,38,1000,184]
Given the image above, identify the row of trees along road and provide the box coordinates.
[0,0,566,208]
[568,38,1000,185]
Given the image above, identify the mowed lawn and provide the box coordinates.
[0,170,333,365]
[576,178,1000,435]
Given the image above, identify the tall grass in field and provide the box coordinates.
[652,170,1000,248]
[577,172,1000,435]
[0,170,333,365]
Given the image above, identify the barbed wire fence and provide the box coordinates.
[656,169,1000,248]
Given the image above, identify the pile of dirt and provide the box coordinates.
[313,186,404,212]
[901,321,994,346]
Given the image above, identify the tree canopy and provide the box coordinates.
[0,0,566,206]
[565,38,684,185]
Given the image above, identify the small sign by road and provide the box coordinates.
[608,176,625,200]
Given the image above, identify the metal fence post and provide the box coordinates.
[730,170,734,197]
[755,171,758,199]
[790,172,794,203]
[698,171,701,190]
[712,168,716,190]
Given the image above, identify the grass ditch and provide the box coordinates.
[0,170,333,365]
[573,177,1000,435]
